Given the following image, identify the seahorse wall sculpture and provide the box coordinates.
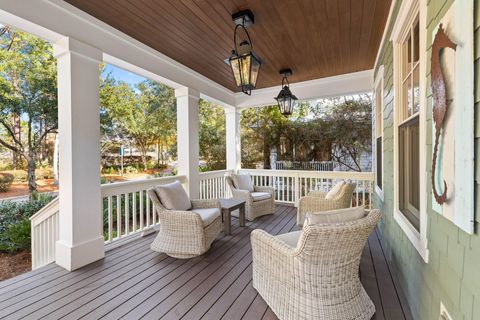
[431,24,457,205]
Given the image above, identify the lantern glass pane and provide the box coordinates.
[239,55,251,86]
[230,57,242,86]
[250,56,260,87]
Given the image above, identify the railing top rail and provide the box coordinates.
[238,168,374,181]
[199,169,232,178]
[30,197,59,226]
[101,175,187,197]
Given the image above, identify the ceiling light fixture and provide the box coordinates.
[226,9,262,95]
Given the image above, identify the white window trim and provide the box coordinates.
[391,0,429,262]
[373,65,384,201]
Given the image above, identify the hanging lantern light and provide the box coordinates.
[275,69,298,116]
[226,10,262,95]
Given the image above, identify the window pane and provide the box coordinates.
[398,116,420,231]
[402,75,413,120]
[375,88,382,136]
[413,65,420,114]
[376,137,382,189]
[413,19,420,64]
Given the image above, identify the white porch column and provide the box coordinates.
[54,37,104,271]
[225,108,241,172]
[175,87,200,198]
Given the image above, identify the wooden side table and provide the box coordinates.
[219,198,246,235]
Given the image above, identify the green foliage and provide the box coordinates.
[0,27,58,191]
[0,194,56,252]
[0,218,30,252]
[240,96,372,171]
[100,72,177,170]
[0,172,13,192]
[199,100,226,170]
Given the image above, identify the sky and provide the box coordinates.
[103,64,146,87]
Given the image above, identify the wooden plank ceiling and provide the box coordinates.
[64,0,392,92]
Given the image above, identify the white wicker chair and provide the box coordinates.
[226,175,275,221]
[148,188,222,259]
[251,209,381,320]
[297,182,356,226]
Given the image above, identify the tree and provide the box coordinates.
[199,100,226,170]
[99,75,176,170]
[0,27,57,191]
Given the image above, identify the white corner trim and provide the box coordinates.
[374,0,397,68]
[235,69,374,109]
[391,0,419,42]
[373,65,385,201]
[392,0,429,262]
[393,209,429,262]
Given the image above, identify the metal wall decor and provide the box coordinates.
[431,24,457,205]
[226,9,262,95]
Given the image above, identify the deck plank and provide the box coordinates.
[0,205,412,320]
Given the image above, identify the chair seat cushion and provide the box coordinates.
[155,181,191,211]
[305,206,365,225]
[325,180,345,199]
[232,174,254,192]
[251,192,271,202]
[191,208,221,226]
[275,231,302,248]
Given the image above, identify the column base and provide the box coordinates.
[55,236,105,271]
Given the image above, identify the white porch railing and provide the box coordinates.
[238,169,374,208]
[273,160,335,171]
[198,170,232,200]
[101,175,187,244]
[30,197,59,270]
[30,175,187,269]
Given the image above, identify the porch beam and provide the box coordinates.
[54,37,104,271]
[225,109,241,172]
[175,87,200,198]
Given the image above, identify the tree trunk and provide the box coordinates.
[140,149,148,171]
[27,153,37,193]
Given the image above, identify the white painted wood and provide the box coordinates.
[176,87,200,198]
[53,37,105,271]
[235,70,374,109]
[0,0,236,107]
[30,197,59,269]
[373,65,385,201]
[225,109,241,172]
[390,0,429,262]
[198,170,232,199]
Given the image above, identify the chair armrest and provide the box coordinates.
[306,190,327,198]
[254,186,275,196]
[251,229,295,289]
[191,199,221,209]
[231,189,253,204]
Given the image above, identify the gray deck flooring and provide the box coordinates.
[0,205,413,320]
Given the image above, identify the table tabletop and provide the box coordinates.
[219,198,246,210]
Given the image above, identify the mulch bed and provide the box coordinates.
[0,251,31,281]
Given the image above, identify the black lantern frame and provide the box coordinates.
[275,69,298,116]
[226,10,262,96]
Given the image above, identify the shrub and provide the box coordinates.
[36,168,54,180]
[0,195,56,252]
[0,219,30,252]
[8,170,28,183]
[0,173,14,192]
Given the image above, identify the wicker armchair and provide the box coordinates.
[251,209,381,320]
[148,188,222,259]
[226,175,275,221]
[297,182,356,226]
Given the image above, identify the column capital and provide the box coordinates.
[53,37,102,63]
[224,106,241,115]
[175,87,200,99]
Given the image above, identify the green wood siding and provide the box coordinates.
[373,0,480,319]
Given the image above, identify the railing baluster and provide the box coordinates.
[108,196,113,242]
[116,194,121,238]
[140,190,144,230]
[132,192,137,232]
[146,194,150,227]
[125,192,129,235]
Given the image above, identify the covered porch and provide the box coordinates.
[0,205,412,320]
